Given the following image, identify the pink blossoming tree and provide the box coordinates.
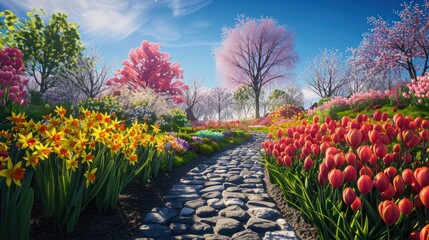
[214,16,298,118]
[349,2,429,81]
[0,47,29,109]
[107,41,188,104]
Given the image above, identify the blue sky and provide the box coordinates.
[0,0,424,106]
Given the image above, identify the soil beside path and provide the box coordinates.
[29,132,318,240]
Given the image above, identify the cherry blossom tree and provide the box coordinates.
[214,16,298,118]
[107,41,188,103]
[349,2,429,81]
[305,48,350,98]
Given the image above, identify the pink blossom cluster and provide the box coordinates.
[403,74,429,105]
[348,90,387,106]
[0,48,29,107]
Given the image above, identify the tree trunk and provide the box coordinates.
[254,90,260,118]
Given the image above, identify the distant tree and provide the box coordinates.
[349,2,429,80]
[214,15,298,118]
[207,87,233,121]
[107,41,188,104]
[305,48,349,98]
[233,86,253,118]
[56,51,110,100]
[269,85,304,108]
[182,75,206,120]
[0,9,84,93]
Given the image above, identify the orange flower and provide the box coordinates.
[55,106,67,116]
[84,168,97,187]
[0,158,25,187]
[17,132,39,150]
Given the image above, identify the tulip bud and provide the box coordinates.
[398,198,413,215]
[328,169,344,189]
[350,197,361,211]
[378,200,400,225]
[343,165,357,182]
[343,187,357,206]
[357,175,373,194]
[374,172,389,192]
[420,186,429,208]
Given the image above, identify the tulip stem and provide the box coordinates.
[387,225,390,240]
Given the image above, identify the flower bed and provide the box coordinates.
[262,110,429,239]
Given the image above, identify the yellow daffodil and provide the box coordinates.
[84,168,97,187]
[81,151,94,165]
[35,143,52,160]
[6,112,27,125]
[45,128,63,144]
[152,124,161,134]
[23,150,39,169]
[66,155,79,172]
[127,153,138,165]
[141,122,149,132]
[17,132,39,150]
[55,106,67,116]
[0,158,25,187]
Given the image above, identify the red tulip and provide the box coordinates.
[320,142,330,156]
[318,172,327,185]
[382,153,394,165]
[416,167,429,187]
[402,168,416,184]
[420,186,429,208]
[359,166,373,177]
[373,142,387,159]
[420,129,429,142]
[357,175,373,194]
[373,110,382,121]
[393,144,401,153]
[398,198,413,215]
[368,130,380,144]
[393,175,405,195]
[311,144,320,155]
[357,145,372,163]
[272,149,279,158]
[374,172,389,192]
[342,187,357,206]
[381,113,389,122]
[378,200,400,225]
[268,133,273,139]
[422,120,429,129]
[334,153,345,168]
[381,183,395,200]
[277,129,283,139]
[328,169,344,189]
[343,165,357,182]
[384,166,397,179]
[420,224,429,240]
[283,156,292,167]
[345,152,357,165]
[347,129,362,148]
[350,197,361,211]
[303,156,314,171]
[325,154,336,170]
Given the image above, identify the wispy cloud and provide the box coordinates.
[163,40,219,48]
[1,0,212,43]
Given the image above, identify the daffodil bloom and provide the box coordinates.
[66,156,79,172]
[55,106,67,116]
[157,142,164,152]
[81,151,94,165]
[0,159,25,187]
[17,132,39,150]
[127,153,138,165]
[0,142,9,153]
[84,168,97,187]
[6,112,27,125]
[35,143,52,160]
[23,150,39,169]
[152,124,161,134]
[45,128,63,144]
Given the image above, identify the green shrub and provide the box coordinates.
[173,151,197,167]
[173,132,193,142]
[198,144,214,155]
